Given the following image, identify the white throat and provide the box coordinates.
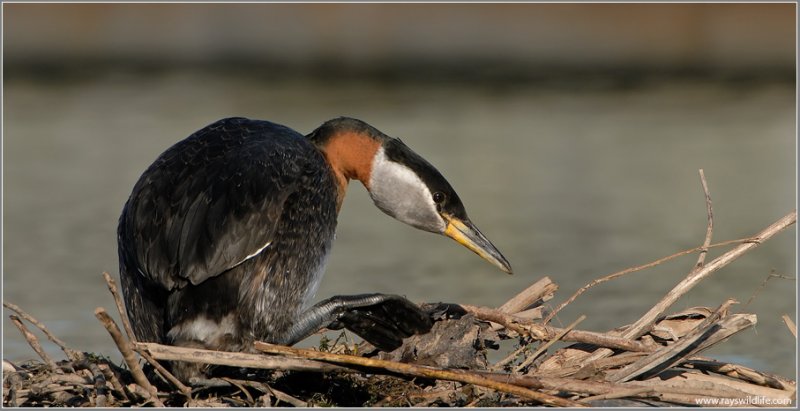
[368,147,445,233]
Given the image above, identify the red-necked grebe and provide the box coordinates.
[118,117,511,381]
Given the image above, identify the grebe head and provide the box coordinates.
[310,117,512,274]
[367,132,512,274]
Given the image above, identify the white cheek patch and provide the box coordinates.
[368,148,445,233]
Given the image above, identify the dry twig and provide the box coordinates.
[608,300,755,382]
[498,277,557,314]
[8,315,58,370]
[542,238,749,325]
[578,387,655,404]
[684,357,796,391]
[99,272,192,397]
[574,210,796,368]
[96,363,131,403]
[94,307,164,407]
[476,369,760,406]
[782,314,797,339]
[744,271,795,307]
[694,169,714,269]
[3,301,81,361]
[254,342,583,407]
[514,315,586,373]
[136,342,349,373]
[625,211,795,339]
[139,348,192,397]
[492,342,531,371]
[101,272,136,342]
[460,304,649,352]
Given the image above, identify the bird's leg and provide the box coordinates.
[281,293,433,351]
[281,294,398,344]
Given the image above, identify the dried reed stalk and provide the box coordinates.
[100,272,192,397]
[460,304,649,352]
[94,308,164,407]
[3,301,82,361]
[550,210,796,372]
[514,314,585,373]
[136,342,349,373]
[782,314,797,338]
[608,300,755,382]
[626,210,795,340]
[498,276,557,314]
[254,341,583,407]
[101,272,136,342]
[8,315,58,370]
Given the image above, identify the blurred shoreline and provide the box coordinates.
[6,60,795,90]
[5,3,794,81]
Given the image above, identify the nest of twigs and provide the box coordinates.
[3,172,797,407]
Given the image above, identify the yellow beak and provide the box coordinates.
[443,215,513,274]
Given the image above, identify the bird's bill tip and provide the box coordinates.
[444,217,513,274]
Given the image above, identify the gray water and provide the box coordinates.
[3,70,796,379]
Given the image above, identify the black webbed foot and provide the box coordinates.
[284,293,433,351]
[326,295,433,351]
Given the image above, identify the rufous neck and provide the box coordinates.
[316,130,381,209]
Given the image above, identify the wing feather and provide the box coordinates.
[120,117,322,289]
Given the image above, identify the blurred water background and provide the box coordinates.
[3,3,796,378]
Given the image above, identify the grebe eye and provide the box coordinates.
[433,192,446,204]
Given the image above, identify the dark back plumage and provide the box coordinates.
[118,117,339,347]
